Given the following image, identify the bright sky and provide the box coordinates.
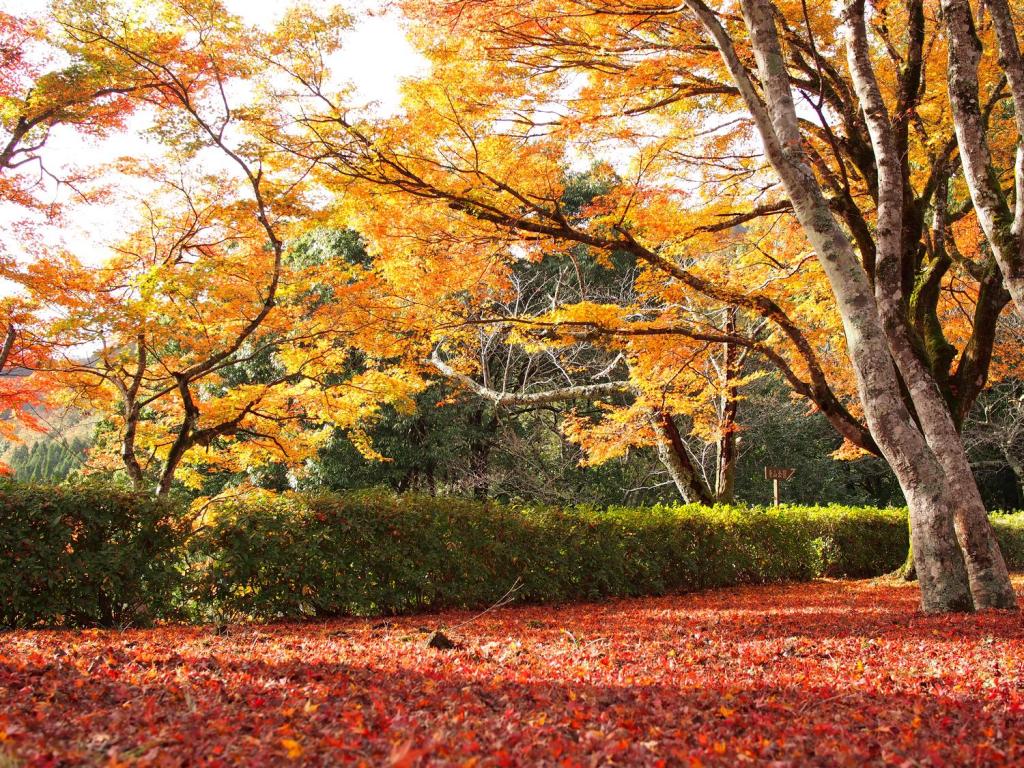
[0,0,426,268]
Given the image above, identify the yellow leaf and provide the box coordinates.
[281,738,303,759]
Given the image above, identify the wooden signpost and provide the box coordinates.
[764,466,796,506]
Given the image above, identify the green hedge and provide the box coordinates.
[5,482,1024,627]
[190,491,914,620]
[993,513,1024,567]
[0,483,185,628]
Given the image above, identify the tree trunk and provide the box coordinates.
[936,444,1015,607]
[467,406,495,500]
[115,337,148,491]
[714,427,737,503]
[686,0,974,611]
[715,311,740,503]
[942,0,1024,320]
[117,402,147,491]
[650,409,714,505]
[843,0,1015,608]
[1007,453,1024,508]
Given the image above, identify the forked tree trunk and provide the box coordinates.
[686,0,976,611]
[843,0,1015,609]
[936,442,1015,607]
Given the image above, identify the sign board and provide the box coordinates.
[765,466,796,481]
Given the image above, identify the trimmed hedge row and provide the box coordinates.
[0,484,185,628]
[192,492,914,620]
[4,482,1024,627]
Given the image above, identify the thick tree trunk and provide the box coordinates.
[844,0,1015,609]
[686,0,974,610]
[934,441,1015,607]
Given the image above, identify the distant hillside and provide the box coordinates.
[0,404,98,475]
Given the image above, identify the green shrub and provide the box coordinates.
[6,481,1022,626]
[993,513,1024,569]
[799,505,910,577]
[190,491,914,620]
[0,482,185,628]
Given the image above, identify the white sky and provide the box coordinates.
[0,0,426,269]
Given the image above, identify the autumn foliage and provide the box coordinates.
[4,578,1024,766]
[5,0,1024,762]
[3,0,1024,632]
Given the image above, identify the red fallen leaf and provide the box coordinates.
[3,578,1024,765]
[388,739,428,767]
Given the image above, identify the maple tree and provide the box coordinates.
[0,7,148,213]
[3,0,1024,612]
[249,0,1024,612]
[0,297,50,453]
[418,172,761,504]
[3,577,1024,765]
[15,0,303,495]
[0,0,421,496]
[0,6,156,446]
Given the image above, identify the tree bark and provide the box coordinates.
[1007,453,1024,508]
[941,0,1024,319]
[111,337,147,492]
[650,409,715,505]
[714,420,737,503]
[120,403,146,491]
[715,311,740,503]
[844,0,1015,608]
[685,0,974,611]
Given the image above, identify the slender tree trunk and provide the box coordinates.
[114,336,149,492]
[1007,453,1024,508]
[0,325,16,372]
[650,409,714,505]
[156,450,184,498]
[467,406,495,500]
[715,311,740,503]
[121,404,146,491]
[941,0,1024,319]
[714,425,737,503]
[155,374,199,497]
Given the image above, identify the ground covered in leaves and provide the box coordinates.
[3,579,1024,766]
